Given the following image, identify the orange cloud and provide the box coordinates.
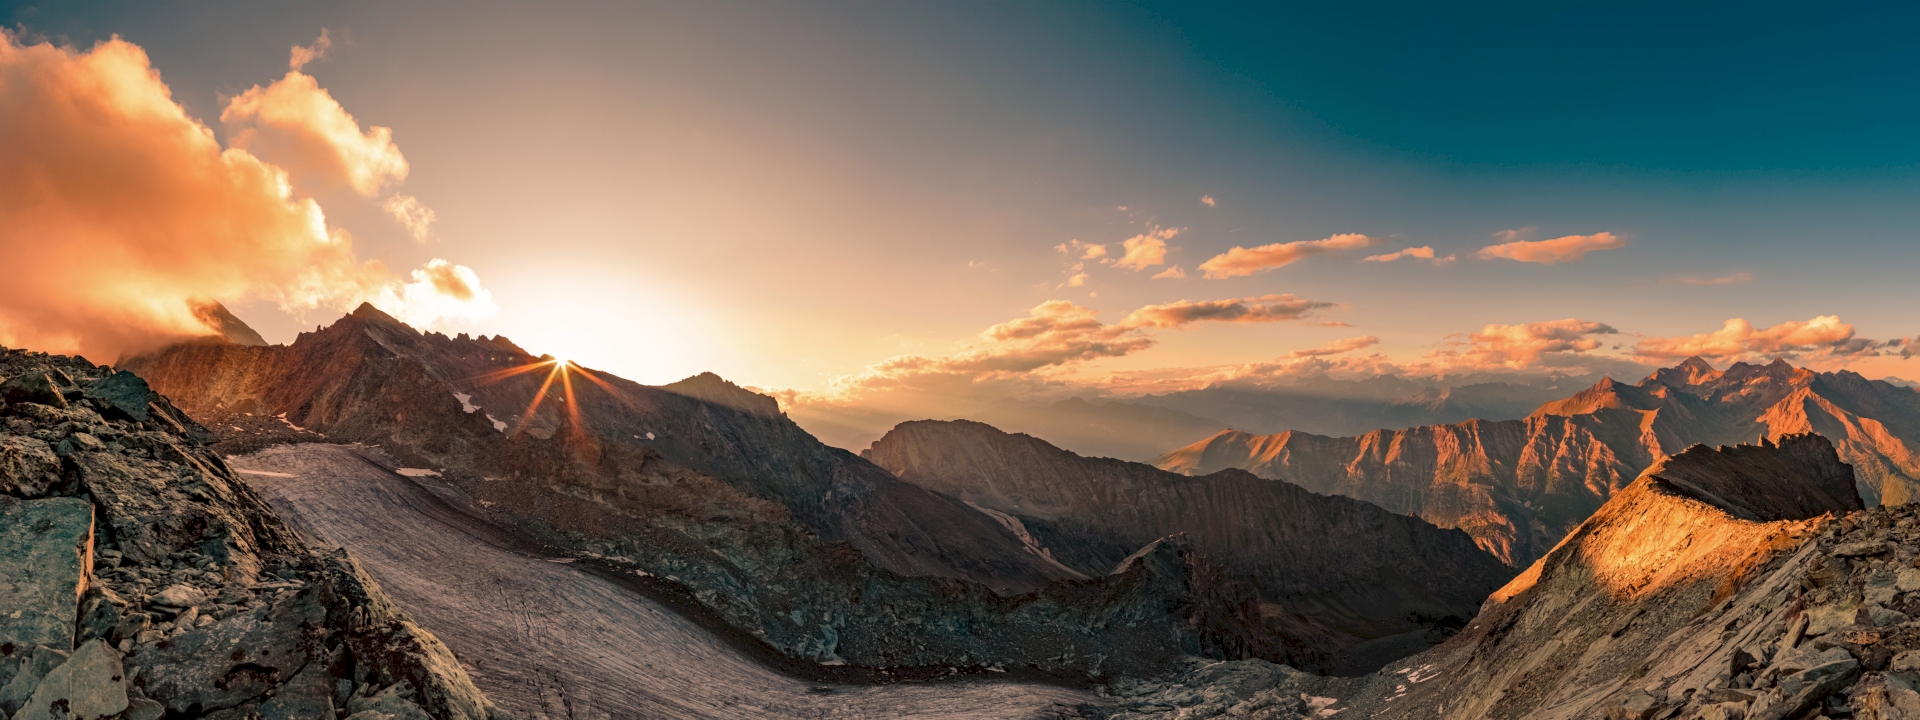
[1634,316,1878,360]
[1363,246,1455,264]
[222,70,409,198]
[1123,294,1334,328]
[1287,335,1380,359]
[1114,227,1177,270]
[0,33,492,360]
[1476,231,1624,264]
[381,194,435,241]
[1151,266,1188,279]
[1662,272,1752,286]
[1426,318,1619,370]
[1064,272,1089,287]
[289,29,331,72]
[1055,239,1106,260]
[1201,195,1217,207]
[1197,233,1376,278]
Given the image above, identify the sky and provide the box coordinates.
[4,1,1920,432]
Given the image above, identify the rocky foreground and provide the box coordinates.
[1092,434,1920,719]
[0,348,500,720]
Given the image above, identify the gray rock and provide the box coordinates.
[108,612,149,646]
[74,586,126,645]
[259,661,338,720]
[0,436,59,498]
[53,431,105,456]
[123,697,165,720]
[81,371,154,422]
[11,639,128,720]
[148,583,205,609]
[124,591,326,716]
[0,374,65,409]
[346,682,435,720]
[1834,540,1895,557]
[0,646,66,716]
[0,497,93,651]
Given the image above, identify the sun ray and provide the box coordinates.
[509,360,564,436]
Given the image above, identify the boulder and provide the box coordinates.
[82,371,156,422]
[74,586,127,645]
[0,497,93,651]
[0,374,65,409]
[10,639,128,720]
[0,436,58,498]
[148,584,205,609]
[0,646,66,716]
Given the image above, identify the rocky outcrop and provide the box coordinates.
[1152,356,1920,567]
[1095,434,1902,719]
[120,306,1290,679]
[863,419,1515,674]
[0,347,502,720]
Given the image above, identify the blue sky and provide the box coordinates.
[4,1,1916,401]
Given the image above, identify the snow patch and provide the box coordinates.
[1406,663,1440,683]
[396,468,442,477]
[235,469,296,478]
[453,392,480,413]
[485,413,507,432]
[1303,694,1343,717]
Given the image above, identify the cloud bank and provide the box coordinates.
[0,32,493,360]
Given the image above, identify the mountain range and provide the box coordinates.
[115,304,1514,679]
[1153,356,1920,566]
[863,419,1514,674]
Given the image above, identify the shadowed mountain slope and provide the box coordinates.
[863,419,1515,674]
[1153,356,1920,567]
[963,397,1229,462]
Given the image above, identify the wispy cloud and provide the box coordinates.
[1151,266,1187,279]
[1123,294,1335,328]
[1197,233,1377,278]
[1662,271,1752,286]
[1362,246,1455,264]
[1287,335,1379,358]
[1476,231,1624,264]
[1426,318,1619,370]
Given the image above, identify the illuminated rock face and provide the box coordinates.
[1153,356,1920,566]
[864,418,1515,674]
[1099,435,1920,720]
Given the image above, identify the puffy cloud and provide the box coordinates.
[381,194,435,241]
[1426,318,1619,370]
[1201,195,1217,207]
[1363,246,1455,264]
[1064,272,1089,287]
[1476,231,1624,264]
[1634,316,1881,360]
[1123,294,1334,329]
[222,70,409,197]
[1662,272,1752,286]
[1287,335,1380,359]
[1197,233,1376,278]
[1114,227,1178,270]
[367,259,498,328]
[1152,266,1188,279]
[0,33,493,360]
[289,29,331,72]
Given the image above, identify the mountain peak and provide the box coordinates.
[188,299,267,347]
[662,371,782,417]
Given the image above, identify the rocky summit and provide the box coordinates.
[0,347,500,720]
